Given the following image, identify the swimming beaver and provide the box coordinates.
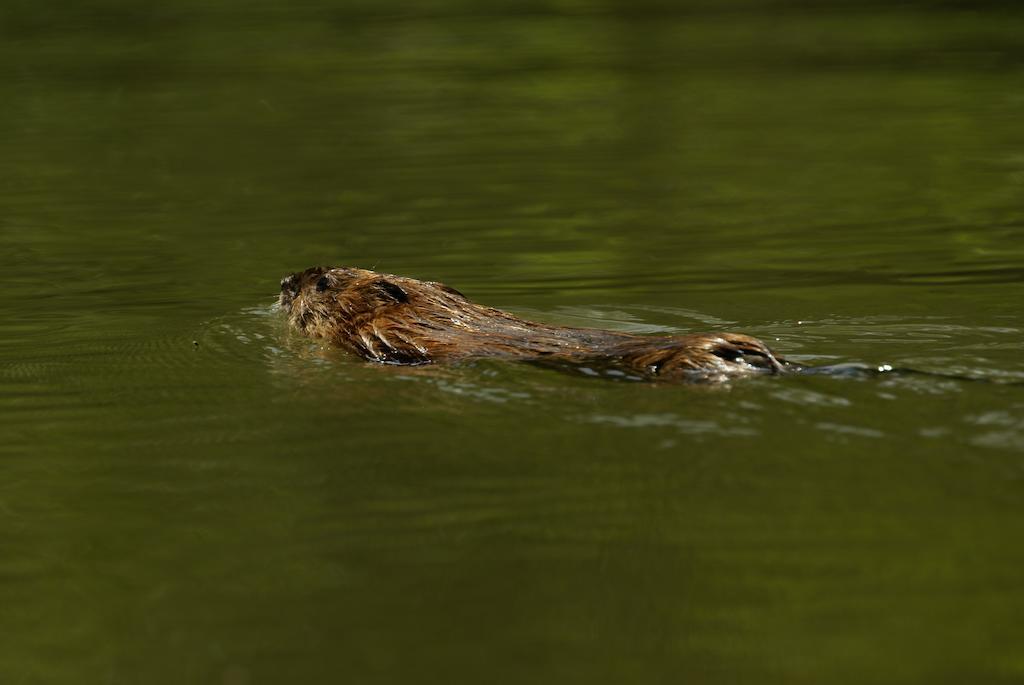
[278,266,793,381]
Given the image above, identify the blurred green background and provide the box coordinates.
[2,1,1024,683]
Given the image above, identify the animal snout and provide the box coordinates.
[278,273,302,308]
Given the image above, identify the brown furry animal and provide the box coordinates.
[278,266,791,381]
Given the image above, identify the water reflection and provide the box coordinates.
[968,407,1024,451]
[588,412,758,438]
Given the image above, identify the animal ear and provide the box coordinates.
[374,279,409,303]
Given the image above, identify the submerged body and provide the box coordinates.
[278,266,791,382]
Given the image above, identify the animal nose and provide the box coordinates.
[280,274,297,292]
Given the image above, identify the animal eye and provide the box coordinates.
[315,276,330,292]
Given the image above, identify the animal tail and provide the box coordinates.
[788,362,1024,386]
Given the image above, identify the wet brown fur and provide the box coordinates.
[278,266,790,381]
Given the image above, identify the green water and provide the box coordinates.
[3,2,1024,683]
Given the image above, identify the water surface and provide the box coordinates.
[2,2,1024,683]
